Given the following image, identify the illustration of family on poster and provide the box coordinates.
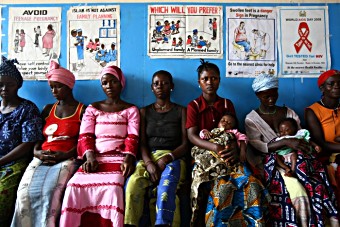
[148,5,223,58]
[67,5,120,79]
[8,7,61,80]
[226,7,277,77]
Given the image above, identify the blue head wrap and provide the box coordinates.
[252,73,278,93]
[0,56,23,88]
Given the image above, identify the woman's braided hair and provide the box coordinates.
[196,58,220,79]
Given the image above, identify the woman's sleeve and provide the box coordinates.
[77,106,96,157]
[21,103,43,142]
[123,106,140,157]
[244,117,269,153]
[186,102,198,129]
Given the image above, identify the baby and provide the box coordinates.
[275,117,321,177]
[199,113,247,163]
[191,114,247,206]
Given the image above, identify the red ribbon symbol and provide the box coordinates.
[294,22,312,53]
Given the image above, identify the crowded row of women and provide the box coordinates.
[0,55,339,227]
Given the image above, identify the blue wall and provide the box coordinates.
[1,2,339,130]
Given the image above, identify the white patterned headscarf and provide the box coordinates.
[252,73,279,93]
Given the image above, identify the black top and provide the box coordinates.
[145,103,183,150]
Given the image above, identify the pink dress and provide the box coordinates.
[19,33,25,47]
[42,30,56,49]
[234,27,247,42]
[60,105,140,227]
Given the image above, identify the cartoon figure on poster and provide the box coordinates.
[10,23,60,61]
[68,16,119,76]
[184,16,219,52]
[42,24,56,57]
[14,29,20,53]
[251,29,270,59]
[69,29,78,72]
[211,18,217,40]
[100,42,117,67]
[76,29,87,68]
[86,38,100,52]
[34,26,41,47]
[189,29,211,50]
[19,29,26,52]
[150,17,185,50]
[95,43,106,62]
[233,21,251,59]
[231,20,272,61]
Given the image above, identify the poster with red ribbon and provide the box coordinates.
[278,6,330,77]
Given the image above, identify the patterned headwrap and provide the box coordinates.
[45,60,75,89]
[0,55,23,88]
[252,73,279,93]
[317,69,340,87]
[100,65,125,90]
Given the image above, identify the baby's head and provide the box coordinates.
[218,113,238,130]
[278,118,298,137]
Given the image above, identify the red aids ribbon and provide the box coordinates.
[294,22,312,53]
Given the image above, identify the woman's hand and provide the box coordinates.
[285,138,310,153]
[145,161,161,183]
[284,168,295,177]
[217,141,240,165]
[121,154,136,178]
[240,150,247,163]
[34,149,60,165]
[82,151,98,173]
[157,155,172,172]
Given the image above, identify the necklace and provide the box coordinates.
[320,99,340,116]
[259,106,277,115]
[155,102,167,111]
[320,99,340,109]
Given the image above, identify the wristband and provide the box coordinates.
[157,159,167,167]
[167,153,175,161]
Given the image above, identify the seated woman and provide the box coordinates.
[245,73,339,226]
[125,70,188,227]
[0,56,43,226]
[95,44,106,62]
[11,61,85,226]
[305,69,340,210]
[186,59,269,226]
[60,65,140,227]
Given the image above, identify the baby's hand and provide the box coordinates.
[203,131,212,139]
[200,129,212,140]
[314,145,322,153]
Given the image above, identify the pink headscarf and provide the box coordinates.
[318,69,340,87]
[100,65,125,90]
[45,60,75,89]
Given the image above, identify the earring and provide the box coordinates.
[171,89,173,91]
[198,85,200,88]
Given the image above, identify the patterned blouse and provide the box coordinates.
[0,99,43,158]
